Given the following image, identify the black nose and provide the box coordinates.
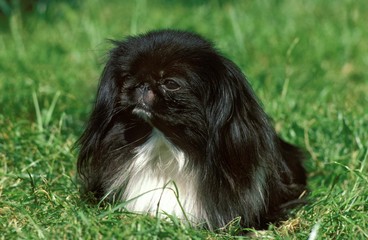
[139,83,151,92]
[138,83,155,106]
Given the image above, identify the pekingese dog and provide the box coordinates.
[77,29,307,230]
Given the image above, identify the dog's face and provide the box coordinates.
[119,52,202,126]
[110,32,232,150]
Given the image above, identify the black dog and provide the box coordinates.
[77,29,307,230]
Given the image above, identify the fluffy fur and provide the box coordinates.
[77,29,307,230]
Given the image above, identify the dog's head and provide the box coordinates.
[89,30,267,155]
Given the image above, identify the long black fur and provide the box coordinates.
[77,29,307,230]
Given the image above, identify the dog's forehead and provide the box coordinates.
[117,35,217,80]
[127,49,188,78]
[134,67,166,80]
[130,56,165,77]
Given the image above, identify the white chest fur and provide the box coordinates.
[107,130,202,223]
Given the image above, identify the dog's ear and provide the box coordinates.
[218,59,307,186]
[77,57,119,190]
[205,57,277,182]
[199,57,281,227]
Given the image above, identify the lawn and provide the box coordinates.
[0,0,367,239]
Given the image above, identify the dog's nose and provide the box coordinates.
[138,83,155,106]
[143,88,154,106]
[139,83,151,92]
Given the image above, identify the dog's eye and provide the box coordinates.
[162,79,181,91]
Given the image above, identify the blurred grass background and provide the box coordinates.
[0,0,367,239]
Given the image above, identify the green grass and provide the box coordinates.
[1,0,367,239]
